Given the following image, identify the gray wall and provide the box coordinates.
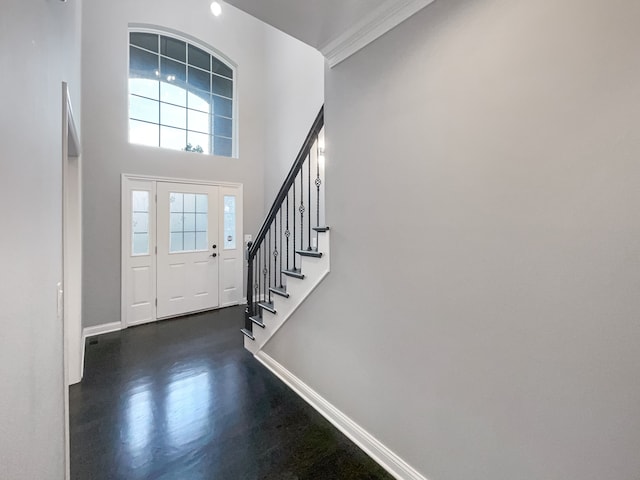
[264,0,640,479]
[81,0,322,328]
[262,31,324,207]
[0,0,82,478]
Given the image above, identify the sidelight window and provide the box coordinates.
[131,190,150,255]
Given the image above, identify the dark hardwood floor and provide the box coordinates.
[70,306,393,480]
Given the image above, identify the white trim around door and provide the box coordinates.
[121,174,244,329]
[62,81,82,480]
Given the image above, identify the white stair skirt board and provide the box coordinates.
[244,231,331,354]
[255,351,428,480]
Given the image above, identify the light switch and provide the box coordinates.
[57,282,64,322]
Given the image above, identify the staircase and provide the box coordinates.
[242,107,329,353]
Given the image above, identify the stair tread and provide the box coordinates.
[258,301,276,314]
[296,249,323,258]
[241,328,255,340]
[269,286,290,298]
[313,226,330,232]
[249,316,265,328]
[283,268,305,280]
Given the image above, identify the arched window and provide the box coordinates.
[128,30,235,157]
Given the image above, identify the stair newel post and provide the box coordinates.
[246,241,254,329]
[279,208,284,288]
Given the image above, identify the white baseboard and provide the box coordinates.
[82,321,122,339]
[80,322,123,380]
[254,351,428,480]
[80,336,86,380]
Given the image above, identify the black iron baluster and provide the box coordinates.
[279,208,283,288]
[257,246,261,309]
[285,193,290,272]
[273,216,278,293]
[316,138,321,228]
[308,153,312,250]
[292,181,297,271]
[268,227,272,304]
[263,244,267,312]
[299,172,305,252]
[254,250,259,313]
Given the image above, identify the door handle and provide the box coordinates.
[212,244,217,249]
[211,253,217,258]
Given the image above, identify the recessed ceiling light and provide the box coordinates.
[210,1,222,16]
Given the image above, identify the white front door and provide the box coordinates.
[156,182,220,319]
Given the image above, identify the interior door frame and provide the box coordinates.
[62,82,82,480]
[121,174,243,328]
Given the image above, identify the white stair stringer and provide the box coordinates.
[244,230,330,354]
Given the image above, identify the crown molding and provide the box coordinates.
[320,0,435,68]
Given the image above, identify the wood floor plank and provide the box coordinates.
[70,306,392,480]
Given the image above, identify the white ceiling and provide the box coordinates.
[224,0,390,50]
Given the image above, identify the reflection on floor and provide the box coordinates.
[70,306,393,479]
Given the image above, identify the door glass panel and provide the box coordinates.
[170,213,183,232]
[223,195,236,250]
[183,232,196,251]
[132,191,150,255]
[183,212,196,231]
[132,213,149,233]
[169,192,183,212]
[195,232,207,251]
[184,193,196,212]
[195,194,208,212]
[133,233,149,255]
[169,192,208,253]
[195,213,207,231]
[170,232,183,252]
